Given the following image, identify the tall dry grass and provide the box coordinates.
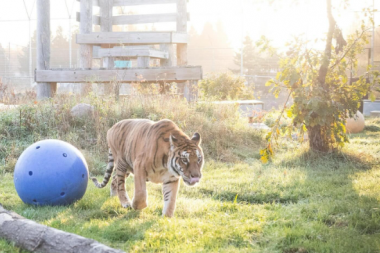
[0,94,263,175]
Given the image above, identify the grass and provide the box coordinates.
[1,97,380,252]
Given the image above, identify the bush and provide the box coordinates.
[199,72,254,100]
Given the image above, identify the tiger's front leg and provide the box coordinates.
[162,179,180,217]
[132,160,148,210]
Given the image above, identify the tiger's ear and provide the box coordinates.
[169,134,178,148]
[191,132,201,145]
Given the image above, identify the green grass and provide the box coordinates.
[1,98,380,252]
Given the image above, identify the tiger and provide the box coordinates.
[91,119,204,217]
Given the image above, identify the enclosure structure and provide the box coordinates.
[34,0,202,100]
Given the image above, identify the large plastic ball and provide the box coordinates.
[14,139,89,206]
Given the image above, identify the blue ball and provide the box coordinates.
[14,139,89,206]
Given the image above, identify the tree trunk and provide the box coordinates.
[308,0,335,152]
[307,125,330,152]
[0,204,124,253]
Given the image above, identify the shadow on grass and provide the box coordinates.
[271,149,380,252]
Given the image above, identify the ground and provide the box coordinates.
[1,99,380,252]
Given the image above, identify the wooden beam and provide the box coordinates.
[113,13,177,25]
[76,0,99,6]
[113,0,177,6]
[96,47,168,59]
[76,12,100,25]
[76,32,188,45]
[76,12,189,25]
[35,67,202,83]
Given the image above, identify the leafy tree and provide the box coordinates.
[258,0,380,162]
[199,72,254,100]
[234,35,278,75]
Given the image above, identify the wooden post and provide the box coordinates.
[137,56,150,68]
[159,44,174,94]
[176,0,187,66]
[99,0,114,95]
[176,0,194,101]
[80,0,93,95]
[160,44,175,67]
[36,0,56,99]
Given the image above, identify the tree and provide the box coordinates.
[259,0,380,162]
[233,35,278,75]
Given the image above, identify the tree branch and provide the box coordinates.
[317,0,336,86]
[329,27,372,71]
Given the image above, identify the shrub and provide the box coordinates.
[199,72,254,100]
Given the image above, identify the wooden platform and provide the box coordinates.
[76,32,188,45]
[35,66,202,83]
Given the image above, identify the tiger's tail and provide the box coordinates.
[91,149,114,188]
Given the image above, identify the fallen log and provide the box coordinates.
[0,204,125,253]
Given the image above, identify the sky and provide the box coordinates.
[0,0,378,50]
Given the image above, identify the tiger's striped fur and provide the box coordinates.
[91,119,204,217]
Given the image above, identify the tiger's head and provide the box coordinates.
[167,131,204,186]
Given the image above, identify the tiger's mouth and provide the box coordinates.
[183,177,200,186]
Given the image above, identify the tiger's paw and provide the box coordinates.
[132,198,148,210]
[121,202,132,209]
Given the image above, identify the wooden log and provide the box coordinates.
[113,0,177,6]
[35,67,202,83]
[80,0,94,95]
[99,0,114,95]
[76,32,189,45]
[0,205,124,253]
[36,0,55,100]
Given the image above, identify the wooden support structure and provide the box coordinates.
[36,0,201,101]
[36,0,56,100]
